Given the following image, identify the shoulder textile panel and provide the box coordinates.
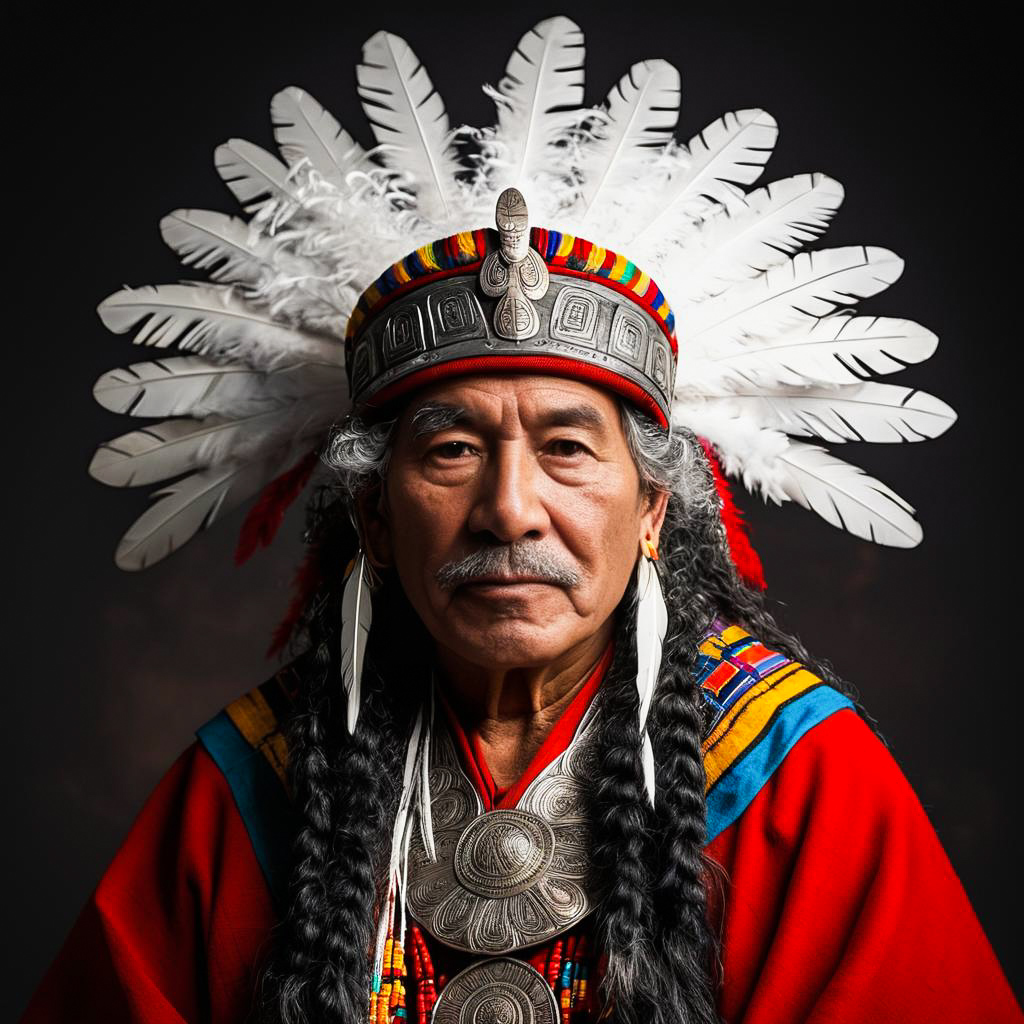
[196,626,854,908]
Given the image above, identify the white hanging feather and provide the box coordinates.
[357,32,463,225]
[483,15,585,207]
[635,555,667,810]
[271,86,366,186]
[340,551,373,734]
[417,679,437,863]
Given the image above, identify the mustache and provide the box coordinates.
[435,542,582,590]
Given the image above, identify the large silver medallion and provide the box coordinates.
[406,696,601,954]
[431,957,559,1024]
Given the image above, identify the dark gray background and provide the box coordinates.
[11,2,1019,1017]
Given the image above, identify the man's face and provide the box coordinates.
[362,374,668,671]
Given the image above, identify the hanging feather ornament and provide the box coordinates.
[340,551,374,733]
[635,551,668,809]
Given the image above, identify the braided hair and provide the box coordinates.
[258,411,866,1024]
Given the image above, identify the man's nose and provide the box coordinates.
[467,441,550,543]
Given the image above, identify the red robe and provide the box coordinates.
[22,629,1020,1023]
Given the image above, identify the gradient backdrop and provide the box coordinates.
[11,2,1020,1016]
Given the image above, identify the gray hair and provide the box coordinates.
[323,400,717,518]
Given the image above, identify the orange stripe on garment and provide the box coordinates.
[225,688,290,789]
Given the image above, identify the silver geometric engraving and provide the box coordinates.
[609,305,648,363]
[431,958,559,1024]
[550,287,599,346]
[383,304,425,365]
[406,695,603,954]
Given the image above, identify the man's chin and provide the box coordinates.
[438,621,580,670]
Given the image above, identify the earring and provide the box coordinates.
[340,549,374,733]
[635,538,667,809]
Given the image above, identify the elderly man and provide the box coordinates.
[22,16,1020,1024]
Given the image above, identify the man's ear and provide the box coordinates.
[642,489,671,551]
[355,483,393,569]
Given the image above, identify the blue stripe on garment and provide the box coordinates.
[197,710,294,910]
[704,686,855,843]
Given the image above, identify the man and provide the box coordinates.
[22,15,1021,1024]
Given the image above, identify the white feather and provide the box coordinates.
[635,554,668,734]
[215,138,304,214]
[681,246,904,354]
[775,439,922,547]
[682,314,939,390]
[484,15,585,203]
[418,680,436,863]
[641,732,656,810]
[113,445,307,571]
[574,60,681,227]
[357,31,462,224]
[665,173,845,302]
[160,209,269,284]
[707,382,957,444]
[92,356,347,419]
[271,86,366,186]
[340,551,373,734]
[624,109,779,257]
[96,283,346,370]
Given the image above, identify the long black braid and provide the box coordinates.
[259,429,866,1024]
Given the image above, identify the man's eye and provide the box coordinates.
[431,440,474,460]
[547,439,588,458]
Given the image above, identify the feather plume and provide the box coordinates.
[484,16,585,205]
[574,60,681,227]
[624,109,779,257]
[340,551,373,733]
[271,86,366,186]
[709,382,957,444]
[665,173,845,302]
[357,31,462,224]
[684,313,939,390]
[682,246,904,354]
[93,356,346,419]
[635,554,668,735]
[160,209,269,284]
[113,446,306,571]
[775,439,922,547]
[215,138,304,214]
[97,283,345,370]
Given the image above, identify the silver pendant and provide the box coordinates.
[406,695,601,954]
[431,957,559,1024]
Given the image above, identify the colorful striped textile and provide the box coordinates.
[197,622,853,903]
[344,227,678,353]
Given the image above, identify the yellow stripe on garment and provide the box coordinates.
[393,262,412,285]
[631,271,651,296]
[583,245,606,272]
[455,231,478,259]
[555,234,574,258]
[419,243,441,272]
[701,662,823,791]
[611,253,630,280]
[225,688,290,789]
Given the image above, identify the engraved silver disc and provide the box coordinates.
[454,810,555,898]
[431,957,558,1024]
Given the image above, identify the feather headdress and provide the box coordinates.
[92,13,954,577]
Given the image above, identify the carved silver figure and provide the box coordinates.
[479,187,550,341]
[406,694,602,955]
[431,957,559,1024]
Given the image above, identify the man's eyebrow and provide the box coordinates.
[410,402,469,438]
[536,404,607,431]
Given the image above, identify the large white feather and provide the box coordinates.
[665,173,845,302]
[624,109,779,257]
[574,60,681,227]
[160,209,269,284]
[271,86,366,187]
[775,439,922,547]
[93,357,346,419]
[340,551,373,734]
[113,445,307,571]
[681,246,904,354]
[682,314,939,390]
[215,138,304,214]
[97,283,345,369]
[357,31,462,224]
[709,382,957,444]
[484,15,585,203]
[635,554,667,734]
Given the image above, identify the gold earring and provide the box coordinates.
[640,537,659,561]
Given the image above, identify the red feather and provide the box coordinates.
[234,449,320,565]
[699,437,767,591]
[266,547,325,659]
